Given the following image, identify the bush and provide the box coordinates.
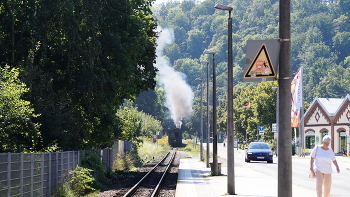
[51,182,75,197]
[114,151,141,170]
[80,151,106,190]
[184,146,192,152]
[81,152,104,177]
[51,166,96,197]
[239,143,248,150]
[70,166,96,196]
[157,136,169,147]
[137,137,170,164]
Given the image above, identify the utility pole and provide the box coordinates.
[278,0,292,196]
[213,3,234,190]
[200,60,210,168]
[203,50,217,174]
[212,55,218,175]
[195,78,204,162]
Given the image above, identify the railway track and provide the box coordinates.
[117,151,176,197]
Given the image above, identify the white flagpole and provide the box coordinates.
[291,67,303,156]
[299,67,304,156]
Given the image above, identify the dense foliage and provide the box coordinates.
[0,0,158,151]
[116,103,163,142]
[0,65,40,152]
[142,0,350,142]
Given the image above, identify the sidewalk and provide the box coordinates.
[175,155,317,197]
[334,155,350,170]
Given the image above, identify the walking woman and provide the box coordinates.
[310,135,340,197]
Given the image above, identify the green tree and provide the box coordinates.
[116,103,162,143]
[233,81,277,142]
[233,84,256,142]
[315,64,350,97]
[0,65,41,152]
[186,29,207,58]
[0,0,158,150]
[134,86,174,133]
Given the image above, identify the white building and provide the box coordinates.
[303,95,350,155]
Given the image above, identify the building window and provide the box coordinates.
[322,131,328,138]
[305,131,315,149]
[340,131,346,154]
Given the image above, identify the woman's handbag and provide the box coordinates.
[309,146,318,179]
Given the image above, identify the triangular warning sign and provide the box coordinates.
[244,44,276,79]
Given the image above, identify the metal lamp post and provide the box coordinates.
[203,50,217,175]
[214,3,235,194]
[200,60,210,167]
[195,78,204,162]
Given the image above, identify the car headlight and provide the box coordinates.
[269,152,273,155]
[247,152,253,154]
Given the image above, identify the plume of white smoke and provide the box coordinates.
[155,27,194,128]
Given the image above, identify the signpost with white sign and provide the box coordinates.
[259,126,265,135]
[272,123,277,133]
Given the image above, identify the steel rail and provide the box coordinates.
[150,151,176,197]
[123,152,173,197]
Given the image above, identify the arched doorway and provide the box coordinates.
[339,130,346,154]
[305,131,315,149]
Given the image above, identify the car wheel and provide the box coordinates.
[267,160,273,163]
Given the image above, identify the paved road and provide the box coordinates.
[203,143,350,197]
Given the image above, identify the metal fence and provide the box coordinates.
[0,140,132,197]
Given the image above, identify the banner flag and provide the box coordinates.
[291,67,303,128]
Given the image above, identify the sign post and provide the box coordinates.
[153,135,157,144]
[259,126,265,135]
[272,123,277,133]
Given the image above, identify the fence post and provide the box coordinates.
[20,153,23,197]
[72,151,75,169]
[55,152,58,189]
[30,154,34,197]
[7,153,11,197]
[61,152,63,179]
[41,153,44,196]
[77,151,80,166]
[68,151,71,172]
[49,153,51,196]
[100,150,103,168]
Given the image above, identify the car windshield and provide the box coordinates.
[249,143,270,149]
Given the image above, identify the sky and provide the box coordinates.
[153,0,182,6]
[153,0,204,6]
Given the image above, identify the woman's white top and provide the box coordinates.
[310,145,336,174]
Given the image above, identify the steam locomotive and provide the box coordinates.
[168,128,182,147]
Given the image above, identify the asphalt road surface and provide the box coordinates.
[202,143,350,197]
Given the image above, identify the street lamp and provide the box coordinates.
[203,50,218,176]
[195,78,204,162]
[200,60,210,167]
[214,3,234,194]
[214,3,233,12]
